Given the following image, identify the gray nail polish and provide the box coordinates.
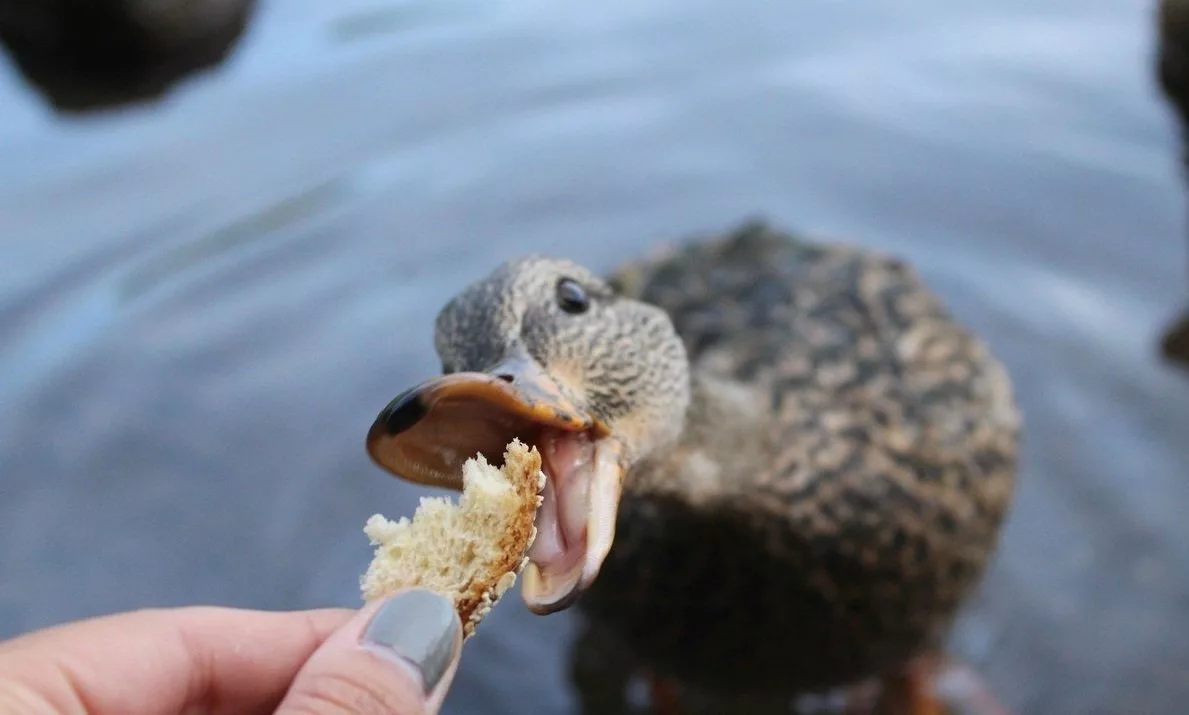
[363,589,460,694]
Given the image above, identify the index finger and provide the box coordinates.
[0,606,353,715]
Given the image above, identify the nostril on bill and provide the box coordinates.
[496,373,515,383]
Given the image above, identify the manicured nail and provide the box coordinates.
[362,589,460,694]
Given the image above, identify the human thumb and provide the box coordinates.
[275,589,463,715]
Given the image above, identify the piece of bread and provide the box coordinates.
[360,439,544,638]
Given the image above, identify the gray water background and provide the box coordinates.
[2,0,1188,713]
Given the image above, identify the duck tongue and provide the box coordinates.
[527,430,594,568]
[522,430,624,614]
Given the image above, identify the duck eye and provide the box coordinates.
[555,278,590,314]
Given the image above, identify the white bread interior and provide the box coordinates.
[360,439,544,637]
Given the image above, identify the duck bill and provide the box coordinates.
[366,353,604,489]
[365,353,624,614]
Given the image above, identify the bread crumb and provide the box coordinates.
[360,438,545,638]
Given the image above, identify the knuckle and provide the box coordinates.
[285,668,416,715]
[0,680,57,715]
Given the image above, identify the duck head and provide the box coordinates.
[366,256,691,614]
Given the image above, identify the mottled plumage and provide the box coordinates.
[575,221,1020,702]
[367,219,1020,712]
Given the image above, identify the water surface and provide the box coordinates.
[2,1,1188,713]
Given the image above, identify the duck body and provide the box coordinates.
[364,220,1020,709]
[575,222,1020,698]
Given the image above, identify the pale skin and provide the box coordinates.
[0,591,462,715]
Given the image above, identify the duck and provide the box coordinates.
[364,220,1021,714]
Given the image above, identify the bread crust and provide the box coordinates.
[360,439,544,638]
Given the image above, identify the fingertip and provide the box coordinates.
[275,589,464,715]
[360,589,462,695]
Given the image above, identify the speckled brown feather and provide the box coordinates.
[574,221,1021,697]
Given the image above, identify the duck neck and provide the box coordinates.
[622,372,771,502]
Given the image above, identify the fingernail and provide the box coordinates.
[362,589,460,694]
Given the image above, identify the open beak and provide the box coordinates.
[365,352,626,615]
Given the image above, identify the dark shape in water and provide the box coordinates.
[0,0,255,112]
[1160,311,1189,369]
[1158,0,1189,125]
[1156,0,1189,370]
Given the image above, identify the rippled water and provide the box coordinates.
[2,0,1188,713]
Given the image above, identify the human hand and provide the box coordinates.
[0,588,463,715]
